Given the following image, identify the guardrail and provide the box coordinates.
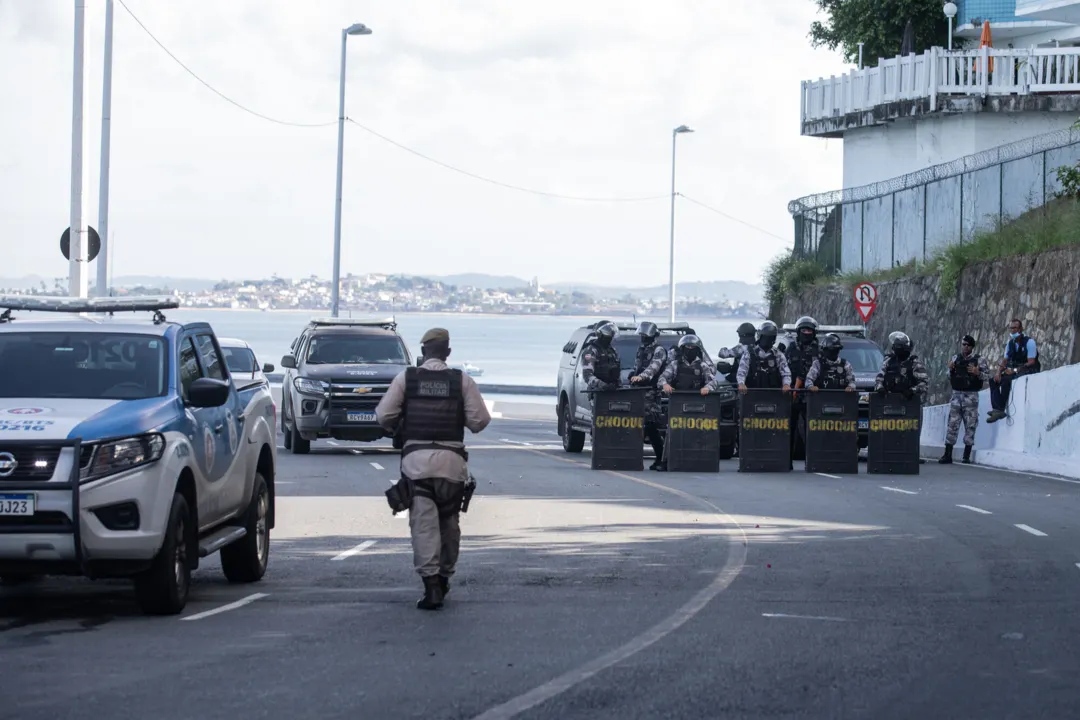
[266,373,556,396]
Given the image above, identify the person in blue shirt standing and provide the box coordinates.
[988,318,1041,423]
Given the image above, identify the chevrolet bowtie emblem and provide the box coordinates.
[353,387,372,393]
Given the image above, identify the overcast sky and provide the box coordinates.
[1,0,849,288]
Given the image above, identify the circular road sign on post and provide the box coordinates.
[61,226,101,263]
[853,282,878,322]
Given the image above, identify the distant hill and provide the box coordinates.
[544,280,765,304]
[0,275,218,293]
[427,273,531,290]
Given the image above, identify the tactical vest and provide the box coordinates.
[949,354,984,392]
[882,355,917,393]
[401,367,465,450]
[724,343,749,384]
[817,358,849,390]
[1006,334,1042,372]
[674,360,703,391]
[589,343,621,384]
[633,343,665,387]
[748,350,783,389]
[787,341,819,382]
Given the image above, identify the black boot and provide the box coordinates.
[939,443,953,464]
[962,445,972,464]
[438,575,450,597]
[417,575,443,610]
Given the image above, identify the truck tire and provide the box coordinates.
[134,492,192,616]
[221,472,270,584]
[290,423,310,454]
[561,401,585,453]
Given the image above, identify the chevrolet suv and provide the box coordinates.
[279,318,412,454]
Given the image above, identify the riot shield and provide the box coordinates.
[665,391,721,473]
[805,390,860,474]
[589,387,647,471]
[867,393,922,474]
[738,390,792,472]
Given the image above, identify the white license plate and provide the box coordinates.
[858,419,869,430]
[346,412,377,423]
[0,493,35,516]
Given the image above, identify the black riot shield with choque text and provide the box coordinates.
[738,390,792,473]
[665,391,721,473]
[867,393,922,475]
[805,390,860,475]
[590,388,647,471]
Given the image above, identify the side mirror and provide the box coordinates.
[415,357,424,367]
[262,363,275,373]
[281,355,297,369]
[188,377,231,408]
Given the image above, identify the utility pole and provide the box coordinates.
[68,0,90,298]
[97,0,115,298]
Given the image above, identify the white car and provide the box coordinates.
[218,337,275,390]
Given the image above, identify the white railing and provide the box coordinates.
[802,46,1080,125]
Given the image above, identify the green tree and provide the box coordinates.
[809,0,953,65]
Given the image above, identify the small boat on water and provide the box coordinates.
[456,361,484,377]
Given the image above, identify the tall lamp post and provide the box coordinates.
[667,124,694,323]
[944,2,957,51]
[97,0,114,298]
[330,22,372,318]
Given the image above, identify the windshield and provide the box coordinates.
[840,346,885,374]
[0,332,168,400]
[222,346,258,374]
[614,335,703,370]
[305,334,408,365]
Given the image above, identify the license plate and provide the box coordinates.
[346,412,377,423]
[858,419,869,430]
[0,493,35,516]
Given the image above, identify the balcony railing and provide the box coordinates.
[801,46,1080,127]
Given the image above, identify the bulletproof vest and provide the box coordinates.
[817,358,849,390]
[1006,334,1041,372]
[748,350,783,389]
[787,341,819,382]
[633,342,664,387]
[590,342,621,384]
[882,354,917,392]
[725,343,750,384]
[949,354,984,392]
[674,359,703,391]
[401,367,465,444]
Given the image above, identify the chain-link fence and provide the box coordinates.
[789,124,1080,274]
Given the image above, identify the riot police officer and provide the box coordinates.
[736,321,792,392]
[628,321,669,471]
[716,321,757,384]
[805,333,856,392]
[874,331,929,399]
[786,316,820,459]
[660,335,719,396]
[941,334,990,464]
[581,321,621,392]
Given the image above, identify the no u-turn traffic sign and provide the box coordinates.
[853,282,877,322]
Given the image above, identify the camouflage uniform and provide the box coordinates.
[805,356,856,390]
[945,352,990,446]
[658,355,722,392]
[874,353,929,399]
[581,341,621,393]
[668,345,716,375]
[736,346,792,388]
[631,341,669,425]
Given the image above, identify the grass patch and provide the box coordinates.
[764,253,832,316]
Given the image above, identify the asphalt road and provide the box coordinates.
[3,417,1080,719]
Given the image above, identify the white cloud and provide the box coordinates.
[0,0,849,287]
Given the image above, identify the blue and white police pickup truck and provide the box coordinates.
[0,296,278,615]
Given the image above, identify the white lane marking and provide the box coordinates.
[1015,524,1048,537]
[953,462,1080,486]
[762,613,848,622]
[350,449,361,455]
[181,593,269,621]
[815,472,842,479]
[499,439,534,446]
[331,540,377,561]
[1075,563,1080,571]
[327,440,340,446]
[370,462,385,470]
[880,486,918,495]
[957,504,992,515]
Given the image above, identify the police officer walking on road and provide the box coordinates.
[628,321,669,471]
[375,328,491,611]
[581,321,622,394]
[940,334,990,464]
[736,321,792,393]
[874,331,929,400]
[805,333,856,392]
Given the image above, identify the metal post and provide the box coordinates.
[69,0,90,298]
[667,130,678,324]
[96,0,114,298]
[948,17,953,51]
[331,29,348,318]
[858,42,864,70]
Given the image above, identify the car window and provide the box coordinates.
[195,334,226,380]
[222,346,257,374]
[305,335,408,365]
[179,337,201,400]
[840,345,885,374]
[0,332,168,400]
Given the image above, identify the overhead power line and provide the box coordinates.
[678,194,790,243]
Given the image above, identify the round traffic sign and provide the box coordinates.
[60,226,101,262]
[853,282,877,305]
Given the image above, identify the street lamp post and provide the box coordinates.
[330,22,372,318]
[944,2,957,51]
[97,0,114,298]
[68,0,90,298]
[667,124,694,323]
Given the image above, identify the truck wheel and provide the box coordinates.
[290,423,310,454]
[562,402,585,453]
[134,492,192,616]
[220,473,270,584]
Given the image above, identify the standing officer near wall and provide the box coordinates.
[941,334,990,464]
[376,328,491,611]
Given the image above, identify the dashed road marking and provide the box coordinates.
[815,472,842,479]
[331,540,377,561]
[350,449,362,455]
[880,486,918,495]
[370,462,385,470]
[957,504,992,514]
[762,613,848,622]
[327,440,340,446]
[1015,524,1047,537]
[181,593,269,621]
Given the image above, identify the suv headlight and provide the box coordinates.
[82,433,165,482]
[294,377,329,396]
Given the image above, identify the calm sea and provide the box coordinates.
[165,309,752,387]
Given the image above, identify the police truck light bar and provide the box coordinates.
[309,317,398,329]
[0,295,180,313]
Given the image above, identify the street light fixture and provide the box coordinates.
[331,22,372,318]
[667,124,694,323]
[944,2,957,51]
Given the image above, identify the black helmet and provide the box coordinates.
[757,320,778,350]
[737,322,756,343]
[637,321,659,342]
[888,331,913,358]
[595,321,617,346]
[677,334,703,360]
[821,332,843,360]
[795,316,818,345]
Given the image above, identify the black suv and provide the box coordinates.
[556,320,737,458]
[779,324,884,451]
[279,317,412,454]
